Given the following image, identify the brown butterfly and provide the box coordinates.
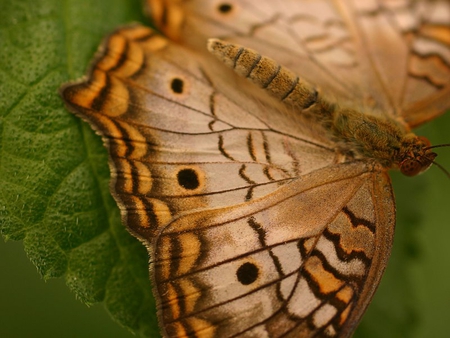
[61,0,450,337]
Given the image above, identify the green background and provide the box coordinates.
[1,0,449,337]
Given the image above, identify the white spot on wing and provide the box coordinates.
[271,241,302,274]
[280,274,297,301]
[325,324,337,336]
[242,325,270,338]
[288,278,320,317]
[316,237,365,276]
[313,304,337,328]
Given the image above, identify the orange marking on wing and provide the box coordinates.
[421,24,450,46]
[186,317,216,338]
[178,278,200,314]
[129,196,149,227]
[335,285,354,305]
[177,232,201,275]
[134,161,153,194]
[97,35,127,70]
[115,122,147,159]
[173,321,188,337]
[120,25,154,40]
[65,70,106,109]
[101,76,129,116]
[116,159,133,193]
[304,256,344,294]
[339,304,353,326]
[165,283,181,319]
[147,197,172,227]
[144,34,170,51]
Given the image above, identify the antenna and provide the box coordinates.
[424,143,450,150]
[432,160,450,179]
[422,143,450,178]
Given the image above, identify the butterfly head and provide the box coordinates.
[398,135,437,176]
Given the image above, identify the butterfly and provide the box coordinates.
[61,0,450,337]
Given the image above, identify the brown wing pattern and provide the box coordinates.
[61,24,397,338]
[61,25,335,244]
[154,164,395,337]
[147,0,450,126]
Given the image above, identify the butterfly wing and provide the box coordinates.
[62,25,395,337]
[148,0,450,127]
[154,163,395,337]
[61,25,337,235]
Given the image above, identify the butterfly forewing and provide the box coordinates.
[62,26,339,239]
[147,0,450,127]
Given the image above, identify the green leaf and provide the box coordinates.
[0,0,158,336]
[0,0,449,337]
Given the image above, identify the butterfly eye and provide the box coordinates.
[400,155,435,177]
[400,159,423,176]
[217,3,233,14]
[236,262,259,285]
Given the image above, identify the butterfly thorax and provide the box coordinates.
[326,105,437,176]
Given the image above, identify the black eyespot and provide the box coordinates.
[171,78,184,94]
[236,262,259,285]
[177,168,199,190]
[218,3,233,14]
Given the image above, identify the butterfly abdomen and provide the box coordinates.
[207,38,438,174]
[208,39,319,111]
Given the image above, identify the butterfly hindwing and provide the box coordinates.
[154,163,395,337]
